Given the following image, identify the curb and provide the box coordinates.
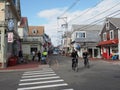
[0,64,49,72]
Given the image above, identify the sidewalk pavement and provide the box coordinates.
[89,58,120,65]
[0,61,49,72]
[0,57,120,72]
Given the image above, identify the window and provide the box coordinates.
[76,31,86,38]
[103,32,107,41]
[106,20,109,30]
[32,29,38,35]
[110,30,114,40]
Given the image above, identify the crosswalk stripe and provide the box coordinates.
[18,68,73,90]
[17,83,68,90]
[62,88,74,90]
[23,71,55,75]
[22,74,57,78]
[19,79,64,86]
[42,68,53,70]
[24,69,53,74]
[20,76,60,82]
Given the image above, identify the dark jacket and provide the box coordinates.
[83,52,89,58]
[71,51,78,58]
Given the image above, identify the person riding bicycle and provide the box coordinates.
[71,49,78,69]
[82,50,89,67]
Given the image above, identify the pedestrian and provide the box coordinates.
[41,50,48,64]
[82,50,89,67]
[37,51,41,62]
[32,51,35,61]
[42,50,48,57]
[71,49,78,69]
[18,50,23,63]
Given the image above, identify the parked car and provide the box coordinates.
[53,50,59,55]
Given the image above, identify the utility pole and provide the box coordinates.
[57,17,68,55]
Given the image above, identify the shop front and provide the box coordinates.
[98,39,119,60]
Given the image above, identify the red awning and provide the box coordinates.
[98,39,118,46]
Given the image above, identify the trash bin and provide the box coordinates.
[8,57,17,66]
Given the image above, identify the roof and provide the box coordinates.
[71,24,102,31]
[107,18,120,29]
[19,17,28,28]
[29,26,44,36]
[99,17,120,35]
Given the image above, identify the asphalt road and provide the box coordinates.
[0,54,120,90]
[49,54,120,90]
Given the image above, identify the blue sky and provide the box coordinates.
[20,0,120,46]
[20,0,101,25]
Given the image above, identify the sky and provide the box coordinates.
[20,0,120,46]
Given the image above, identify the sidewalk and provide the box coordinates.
[0,61,49,72]
[0,57,120,72]
[89,58,120,65]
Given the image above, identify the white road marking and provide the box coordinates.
[17,83,68,90]
[42,68,53,70]
[62,89,74,90]
[19,79,64,86]
[23,71,55,75]
[20,76,60,82]
[22,73,57,78]
[18,68,74,90]
[24,69,53,74]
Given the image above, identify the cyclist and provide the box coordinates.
[82,50,89,67]
[71,49,78,70]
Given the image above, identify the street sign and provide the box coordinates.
[8,32,13,43]
[8,19,14,31]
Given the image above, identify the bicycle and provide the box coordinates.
[84,57,89,68]
[72,58,79,72]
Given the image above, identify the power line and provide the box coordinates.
[69,0,120,24]
[58,0,80,17]
[69,0,104,23]
[75,10,120,31]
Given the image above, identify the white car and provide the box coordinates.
[53,51,58,55]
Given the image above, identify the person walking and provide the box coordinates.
[18,50,23,63]
[41,50,48,64]
[82,50,89,68]
[37,51,41,62]
[32,51,35,61]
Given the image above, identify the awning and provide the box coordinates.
[98,39,118,46]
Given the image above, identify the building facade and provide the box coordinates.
[22,26,45,55]
[0,0,21,68]
[71,25,102,58]
[98,18,120,60]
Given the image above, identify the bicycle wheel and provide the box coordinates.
[75,63,78,72]
[72,63,76,71]
[86,61,90,68]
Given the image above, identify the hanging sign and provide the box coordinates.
[8,32,13,43]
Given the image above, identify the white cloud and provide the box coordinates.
[37,0,120,46]
[37,8,66,20]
